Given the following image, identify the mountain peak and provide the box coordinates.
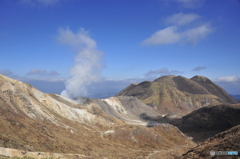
[191,75,237,104]
[191,75,211,83]
[153,75,176,83]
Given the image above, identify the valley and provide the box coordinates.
[0,74,239,158]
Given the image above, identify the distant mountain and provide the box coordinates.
[231,94,240,103]
[0,74,194,158]
[116,75,237,116]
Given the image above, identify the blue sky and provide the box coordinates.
[1,0,240,98]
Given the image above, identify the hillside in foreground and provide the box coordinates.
[176,124,240,159]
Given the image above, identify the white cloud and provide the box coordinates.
[213,76,240,82]
[142,24,213,45]
[57,27,104,98]
[22,0,60,6]
[213,76,240,95]
[176,0,205,8]
[142,26,180,45]
[27,69,59,76]
[142,12,214,46]
[182,24,213,44]
[192,66,206,71]
[144,67,184,77]
[166,13,200,26]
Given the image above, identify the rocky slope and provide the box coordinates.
[116,75,237,116]
[176,124,240,159]
[190,76,237,104]
[87,96,160,125]
[171,104,240,143]
[0,74,195,158]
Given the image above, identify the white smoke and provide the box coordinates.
[57,27,103,98]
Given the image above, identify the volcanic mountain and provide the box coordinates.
[116,75,237,116]
[0,74,195,158]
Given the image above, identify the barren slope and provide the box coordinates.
[116,75,237,116]
[0,74,195,158]
[91,96,161,125]
[191,76,237,104]
[176,124,240,159]
[172,104,240,143]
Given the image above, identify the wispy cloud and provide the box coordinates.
[215,76,240,94]
[175,0,205,8]
[183,24,213,44]
[49,70,59,76]
[27,69,59,76]
[142,24,213,45]
[142,26,180,45]
[142,13,214,46]
[213,76,240,82]
[213,76,240,95]
[0,69,13,76]
[21,0,60,6]
[24,78,65,82]
[144,67,184,77]
[21,78,65,94]
[166,13,200,26]
[192,66,206,71]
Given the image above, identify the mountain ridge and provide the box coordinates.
[172,104,240,143]
[116,75,237,115]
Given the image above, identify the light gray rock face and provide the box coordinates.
[0,74,121,128]
[92,96,161,125]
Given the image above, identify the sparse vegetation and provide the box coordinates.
[117,75,237,115]
[0,74,239,159]
[0,156,54,159]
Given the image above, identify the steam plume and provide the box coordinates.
[57,27,103,98]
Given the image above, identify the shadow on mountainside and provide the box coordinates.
[139,113,181,127]
[140,104,240,143]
